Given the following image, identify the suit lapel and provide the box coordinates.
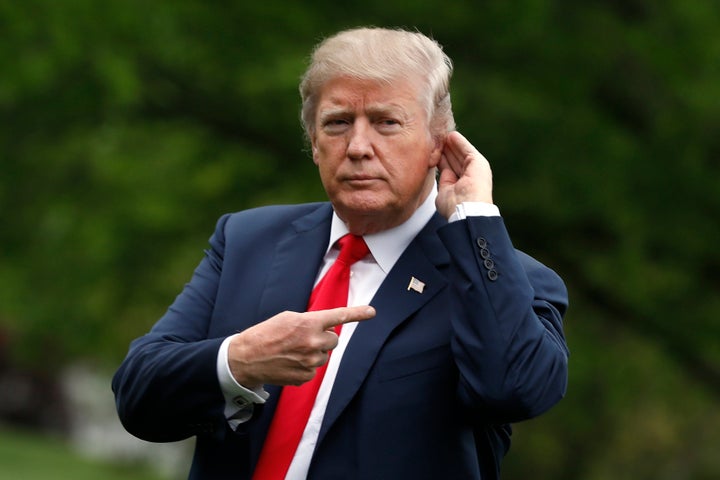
[256,203,334,322]
[316,213,450,445]
[248,203,333,464]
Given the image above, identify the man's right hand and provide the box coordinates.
[227,306,376,388]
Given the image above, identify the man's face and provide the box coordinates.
[311,76,442,235]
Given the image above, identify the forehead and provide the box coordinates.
[316,76,424,114]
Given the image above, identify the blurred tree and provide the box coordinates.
[0,0,718,478]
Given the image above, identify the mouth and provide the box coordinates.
[344,176,381,187]
[344,173,382,181]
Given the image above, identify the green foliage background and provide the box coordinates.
[1,1,718,478]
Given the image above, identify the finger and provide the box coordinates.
[311,305,376,330]
[437,154,459,185]
[304,349,332,368]
[444,131,484,174]
[441,133,470,176]
[312,356,328,368]
[445,131,476,158]
[317,329,340,352]
[287,369,318,386]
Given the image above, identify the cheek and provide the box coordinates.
[316,144,349,175]
[315,157,341,188]
[391,150,433,180]
[314,137,341,160]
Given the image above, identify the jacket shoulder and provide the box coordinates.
[216,202,330,237]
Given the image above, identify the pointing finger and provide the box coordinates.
[312,306,376,330]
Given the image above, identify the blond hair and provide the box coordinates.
[299,27,455,140]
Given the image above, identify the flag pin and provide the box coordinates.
[407,276,425,293]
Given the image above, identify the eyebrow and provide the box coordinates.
[318,103,409,122]
[317,107,351,122]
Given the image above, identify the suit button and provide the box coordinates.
[476,237,488,248]
[480,248,490,259]
[483,258,494,270]
[487,269,498,281]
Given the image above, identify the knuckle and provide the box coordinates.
[288,368,314,386]
[298,357,315,369]
[306,336,324,350]
[298,370,315,384]
[303,352,328,369]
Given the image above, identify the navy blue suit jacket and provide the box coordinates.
[112,202,569,479]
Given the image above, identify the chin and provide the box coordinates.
[336,191,390,214]
[335,199,410,234]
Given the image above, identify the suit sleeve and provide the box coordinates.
[111,214,233,442]
[438,216,569,424]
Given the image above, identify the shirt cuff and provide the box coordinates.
[448,202,501,222]
[217,334,269,425]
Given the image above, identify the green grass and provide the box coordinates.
[0,426,166,480]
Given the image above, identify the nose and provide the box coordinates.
[346,119,374,160]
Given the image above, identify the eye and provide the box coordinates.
[321,117,351,134]
[376,117,402,133]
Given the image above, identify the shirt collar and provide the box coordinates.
[328,184,438,274]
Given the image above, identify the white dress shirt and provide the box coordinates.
[216,188,499,479]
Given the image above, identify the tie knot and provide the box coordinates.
[336,234,369,266]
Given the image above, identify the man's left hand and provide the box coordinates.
[436,131,494,219]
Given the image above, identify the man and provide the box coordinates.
[113,27,569,480]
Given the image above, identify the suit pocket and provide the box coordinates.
[376,344,451,383]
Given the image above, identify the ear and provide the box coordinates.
[311,137,320,165]
[428,134,444,168]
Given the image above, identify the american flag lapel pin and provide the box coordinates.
[407,276,425,293]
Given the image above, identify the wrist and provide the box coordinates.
[227,333,261,389]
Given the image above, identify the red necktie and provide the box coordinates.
[252,234,370,480]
